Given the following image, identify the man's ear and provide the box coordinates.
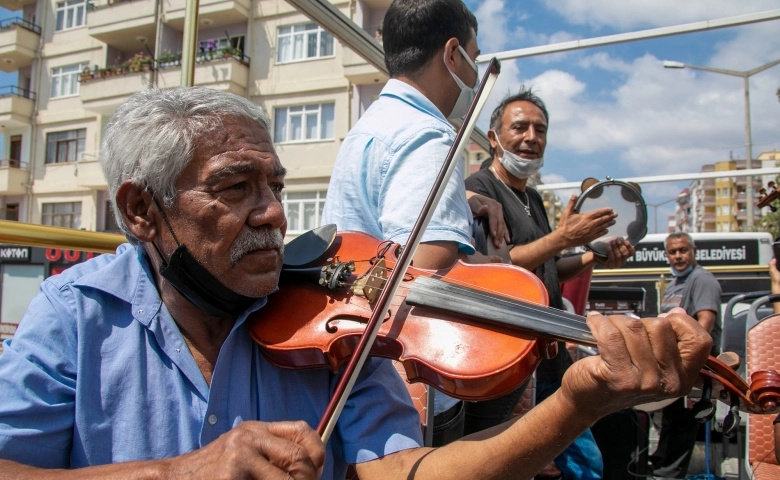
[442,37,460,71]
[115,181,158,242]
[487,129,499,150]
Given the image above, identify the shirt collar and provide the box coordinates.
[73,243,269,328]
[380,79,450,126]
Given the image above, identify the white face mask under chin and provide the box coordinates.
[445,45,479,120]
[495,135,544,179]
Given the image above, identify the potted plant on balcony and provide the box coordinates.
[79,66,93,82]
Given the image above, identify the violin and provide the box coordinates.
[248,228,780,436]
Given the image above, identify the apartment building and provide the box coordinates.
[677,152,779,233]
[0,0,413,333]
[0,0,400,238]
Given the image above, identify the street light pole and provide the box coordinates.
[648,197,678,234]
[663,57,780,230]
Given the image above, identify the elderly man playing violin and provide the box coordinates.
[0,86,712,478]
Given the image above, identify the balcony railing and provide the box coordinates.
[0,85,35,100]
[0,17,41,35]
[0,159,27,168]
[0,18,40,72]
[0,87,34,127]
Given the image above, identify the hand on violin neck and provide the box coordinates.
[558,310,711,421]
[556,196,616,250]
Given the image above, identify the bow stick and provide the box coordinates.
[317,57,502,442]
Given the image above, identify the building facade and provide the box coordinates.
[0,0,401,237]
[676,153,779,233]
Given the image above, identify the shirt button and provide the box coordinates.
[208,414,217,425]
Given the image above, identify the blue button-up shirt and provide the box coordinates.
[322,79,472,414]
[321,79,474,255]
[0,244,422,477]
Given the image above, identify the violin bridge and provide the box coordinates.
[350,258,387,304]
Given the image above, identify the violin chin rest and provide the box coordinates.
[283,224,337,268]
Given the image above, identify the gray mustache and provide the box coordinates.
[229,227,285,265]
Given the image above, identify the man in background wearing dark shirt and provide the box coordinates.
[465,88,635,479]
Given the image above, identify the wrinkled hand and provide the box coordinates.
[594,238,635,269]
[467,192,511,248]
[560,307,711,420]
[557,195,616,249]
[165,421,325,480]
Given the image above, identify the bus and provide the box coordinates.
[586,232,774,318]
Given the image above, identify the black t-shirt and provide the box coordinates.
[465,168,573,382]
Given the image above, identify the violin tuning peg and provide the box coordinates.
[722,403,741,438]
[691,382,715,424]
[691,398,715,423]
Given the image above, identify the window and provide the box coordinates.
[103,201,121,232]
[46,129,86,164]
[9,135,21,162]
[283,191,326,234]
[55,0,86,31]
[51,64,86,98]
[41,202,82,229]
[4,204,18,221]
[274,103,334,143]
[276,23,334,63]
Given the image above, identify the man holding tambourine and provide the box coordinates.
[465,88,635,480]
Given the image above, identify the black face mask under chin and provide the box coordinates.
[150,199,257,318]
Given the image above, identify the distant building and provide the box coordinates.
[679,153,779,233]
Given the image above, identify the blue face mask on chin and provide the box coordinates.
[670,265,693,278]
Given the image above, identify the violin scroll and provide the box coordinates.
[751,370,780,411]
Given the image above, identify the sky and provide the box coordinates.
[462,0,780,232]
[1,2,779,232]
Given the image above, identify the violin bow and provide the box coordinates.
[317,58,502,442]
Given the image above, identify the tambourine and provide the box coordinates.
[574,177,648,260]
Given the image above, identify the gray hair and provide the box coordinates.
[665,232,696,250]
[100,87,270,243]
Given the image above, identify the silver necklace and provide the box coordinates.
[489,167,531,217]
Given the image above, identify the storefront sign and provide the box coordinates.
[601,238,760,269]
[0,246,31,263]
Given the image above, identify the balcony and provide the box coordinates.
[80,70,152,115]
[164,0,249,31]
[702,194,715,206]
[703,213,716,223]
[0,86,34,127]
[75,158,107,189]
[0,159,28,195]
[342,47,387,86]
[0,18,40,72]
[0,0,35,10]
[88,0,157,52]
[157,54,249,94]
[734,176,762,188]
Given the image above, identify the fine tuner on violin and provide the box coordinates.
[249,226,780,438]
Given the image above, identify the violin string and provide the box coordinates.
[349,265,593,335]
[370,264,591,328]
